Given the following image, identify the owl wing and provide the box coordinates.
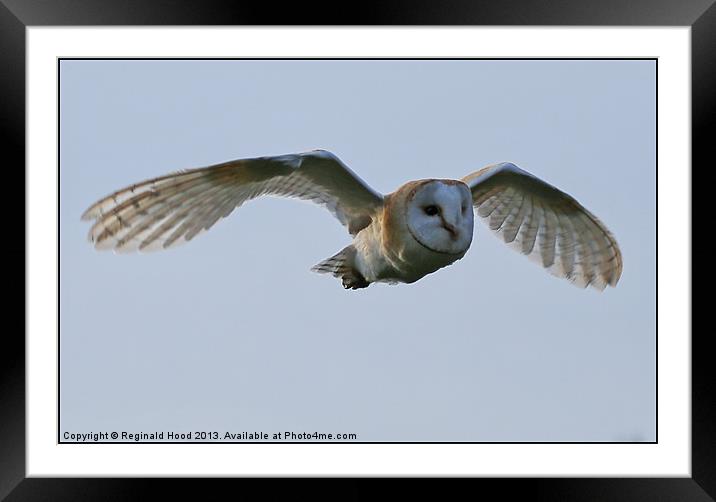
[461,162,622,290]
[81,150,384,252]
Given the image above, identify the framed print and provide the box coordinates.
[10,0,707,499]
[53,55,657,448]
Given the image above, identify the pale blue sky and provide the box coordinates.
[60,59,656,442]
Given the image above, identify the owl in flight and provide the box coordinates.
[82,150,622,291]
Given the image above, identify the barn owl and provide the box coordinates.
[82,150,622,290]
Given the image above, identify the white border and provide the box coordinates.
[27,27,690,476]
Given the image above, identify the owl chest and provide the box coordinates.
[354,217,462,284]
[386,234,464,282]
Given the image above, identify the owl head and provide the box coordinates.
[405,180,474,255]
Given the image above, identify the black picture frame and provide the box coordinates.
[7,1,706,499]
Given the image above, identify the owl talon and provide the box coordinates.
[341,272,369,290]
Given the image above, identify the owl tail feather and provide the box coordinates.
[311,245,370,290]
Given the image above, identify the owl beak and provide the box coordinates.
[442,221,459,240]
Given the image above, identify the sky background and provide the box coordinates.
[59,59,656,442]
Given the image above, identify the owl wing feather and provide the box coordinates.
[462,162,622,290]
[81,150,384,253]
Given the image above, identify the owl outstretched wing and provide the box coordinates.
[462,162,622,290]
[81,150,384,252]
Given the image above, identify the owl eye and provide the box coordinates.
[424,205,440,216]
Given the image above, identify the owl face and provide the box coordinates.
[405,180,474,255]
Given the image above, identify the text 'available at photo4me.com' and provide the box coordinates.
[62,430,359,442]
